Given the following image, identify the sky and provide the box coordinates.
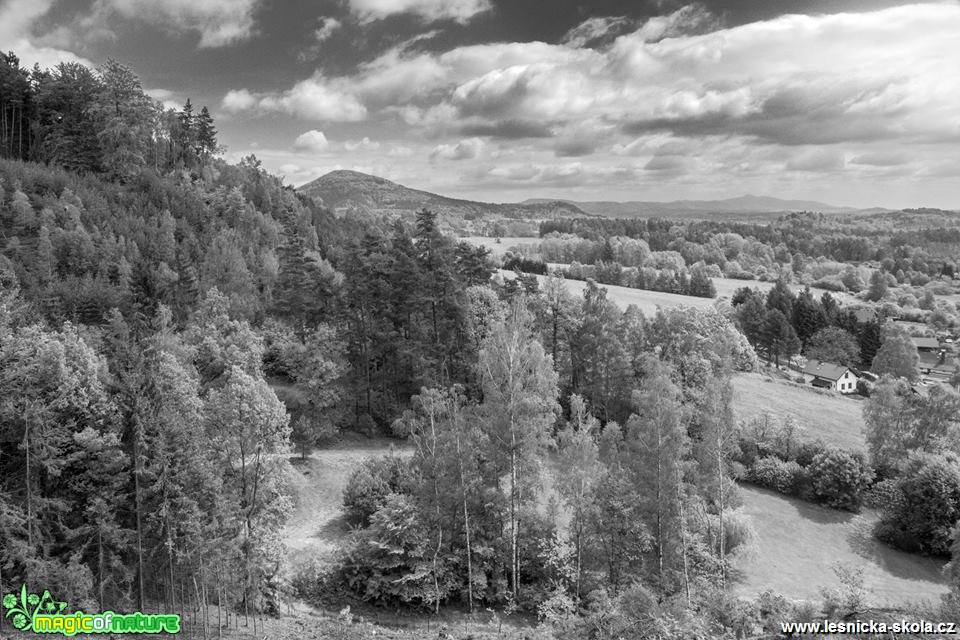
[2,0,959,209]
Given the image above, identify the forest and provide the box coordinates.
[4,51,960,640]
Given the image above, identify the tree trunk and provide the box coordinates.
[716,432,726,588]
[454,426,474,612]
[676,469,690,606]
[510,443,518,600]
[134,416,145,610]
[24,414,33,554]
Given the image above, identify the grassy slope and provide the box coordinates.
[733,486,948,606]
[732,372,867,451]
[283,438,412,568]
[498,270,717,316]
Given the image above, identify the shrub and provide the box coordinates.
[808,448,874,511]
[794,440,826,468]
[342,454,416,526]
[820,563,867,617]
[877,453,960,556]
[862,477,903,510]
[749,456,802,494]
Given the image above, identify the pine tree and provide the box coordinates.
[196,106,218,157]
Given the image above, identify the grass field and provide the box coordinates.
[733,486,948,606]
[732,372,867,451]
[497,270,717,316]
[460,236,541,258]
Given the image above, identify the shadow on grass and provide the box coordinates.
[316,513,351,540]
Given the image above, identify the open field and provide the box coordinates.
[283,437,412,569]
[733,485,948,606]
[460,236,541,258]
[732,372,867,450]
[497,269,717,316]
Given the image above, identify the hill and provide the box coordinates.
[523,194,877,218]
[297,170,589,226]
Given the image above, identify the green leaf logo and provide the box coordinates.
[2,584,61,632]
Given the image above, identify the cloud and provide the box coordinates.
[222,89,258,112]
[430,137,484,161]
[387,145,415,157]
[785,149,846,172]
[554,139,596,158]
[314,17,341,42]
[460,119,553,139]
[344,137,381,151]
[88,0,261,47]
[222,77,367,122]
[145,88,183,111]
[293,130,330,153]
[850,151,911,167]
[348,0,491,24]
[0,0,94,68]
[562,16,635,48]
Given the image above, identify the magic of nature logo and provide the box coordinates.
[3,585,180,636]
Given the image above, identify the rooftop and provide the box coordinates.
[803,359,851,382]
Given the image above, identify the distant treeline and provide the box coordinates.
[504,252,716,299]
[540,214,960,281]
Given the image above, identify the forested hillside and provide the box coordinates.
[5,50,960,640]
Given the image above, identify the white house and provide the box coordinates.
[802,359,860,394]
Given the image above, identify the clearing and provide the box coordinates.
[732,372,867,451]
[733,485,948,606]
[497,270,717,316]
[460,236,541,258]
[276,434,946,629]
[283,436,412,569]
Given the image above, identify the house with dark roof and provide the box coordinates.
[909,336,957,378]
[911,336,941,352]
[802,359,860,394]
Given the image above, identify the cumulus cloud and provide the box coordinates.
[221,76,367,122]
[430,137,484,161]
[344,137,381,151]
[88,0,261,47]
[293,130,330,153]
[348,0,491,24]
[0,0,94,68]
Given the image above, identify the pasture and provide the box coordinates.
[731,372,867,451]
[733,486,948,606]
[497,270,717,316]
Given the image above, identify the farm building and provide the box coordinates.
[802,359,860,394]
[909,336,957,378]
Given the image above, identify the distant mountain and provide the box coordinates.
[521,194,871,217]
[297,170,589,224]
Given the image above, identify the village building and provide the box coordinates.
[802,359,860,394]
[906,335,958,379]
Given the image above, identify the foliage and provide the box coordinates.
[808,448,874,512]
[876,453,960,556]
[749,457,803,494]
[871,329,920,381]
[341,455,416,526]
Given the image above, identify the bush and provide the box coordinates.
[749,456,802,494]
[794,440,826,468]
[808,448,874,512]
[342,455,416,526]
[877,453,960,556]
[862,477,903,510]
